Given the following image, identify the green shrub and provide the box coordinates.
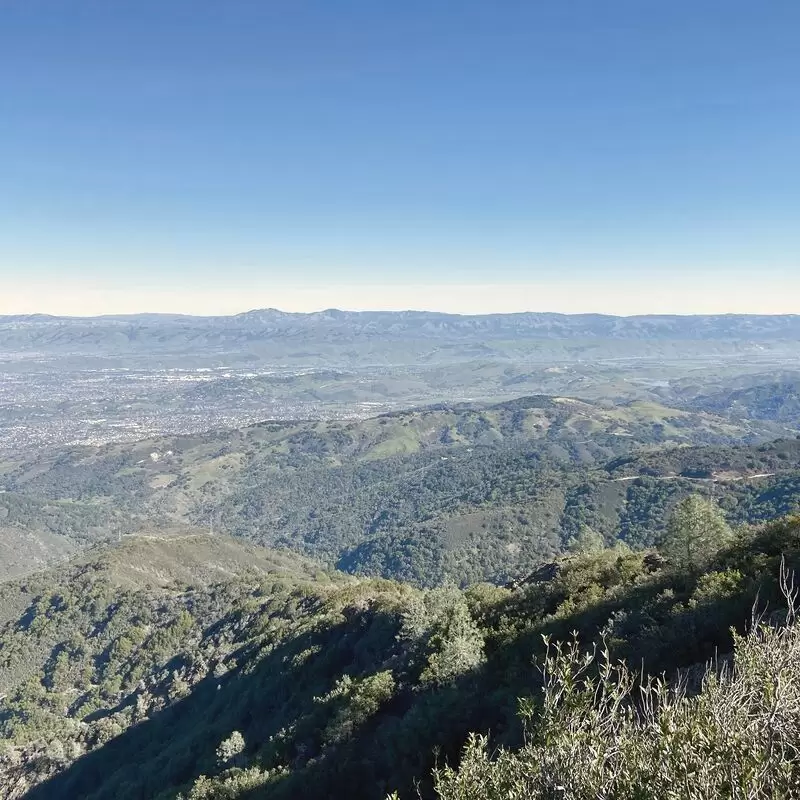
[434,569,800,800]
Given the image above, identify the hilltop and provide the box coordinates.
[2,394,796,584]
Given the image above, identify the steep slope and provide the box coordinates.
[2,517,800,799]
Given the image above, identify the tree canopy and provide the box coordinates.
[661,494,733,573]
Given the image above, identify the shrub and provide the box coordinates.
[216,731,245,767]
[434,568,800,800]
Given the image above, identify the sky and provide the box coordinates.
[1,0,799,316]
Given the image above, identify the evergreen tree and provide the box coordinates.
[401,585,485,687]
[661,494,733,573]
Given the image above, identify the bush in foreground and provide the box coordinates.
[434,569,800,800]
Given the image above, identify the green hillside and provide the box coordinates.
[2,395,793,585]
[2,515,800,798]
[685,380,800,424]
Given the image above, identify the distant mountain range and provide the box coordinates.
[3,310,800,365]
[4,308,800,340]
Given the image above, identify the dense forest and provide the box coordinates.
[2,395,800,585]
[1,392,800,798]
[1,507,800,798]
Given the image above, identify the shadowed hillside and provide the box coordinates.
[2,517,800,798]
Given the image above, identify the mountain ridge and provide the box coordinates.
[5,310,798,373]
[3,310,800,345]
[2,393,797,586]
[3,514,800,799]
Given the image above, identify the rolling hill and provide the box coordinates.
[685,380,800,425]
[1,395,798,586]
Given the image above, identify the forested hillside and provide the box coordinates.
[3,382,800,798]
[680,379,800,424]
[2,395,799,585]
[1,513,800,799]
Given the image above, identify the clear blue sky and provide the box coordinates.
[1,1,799,315]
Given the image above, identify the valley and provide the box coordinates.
[3,311,800,457]
[2,310,800,798]
[1,388,800,585]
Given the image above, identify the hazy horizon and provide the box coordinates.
[2,2,798,318]
[3,280,800,319]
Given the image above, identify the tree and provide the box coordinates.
[216,731,245,766]
[401,585,485,688]
[567,525,605,555]
[661,495,733,573]
[45,739,66,764]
